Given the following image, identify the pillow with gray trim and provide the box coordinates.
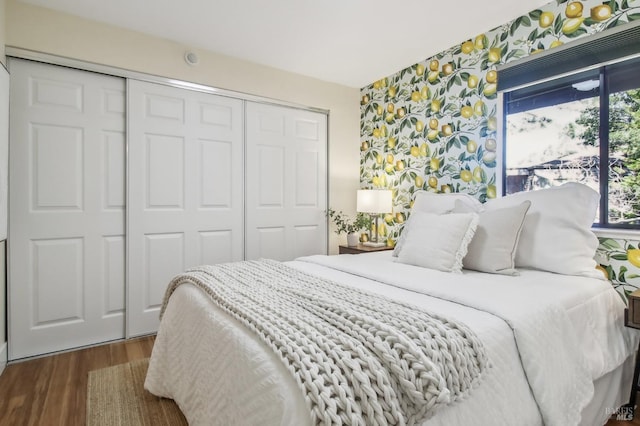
[453,200,531,275]
[485,183,601,279]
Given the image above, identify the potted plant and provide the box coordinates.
[327,208,370,246]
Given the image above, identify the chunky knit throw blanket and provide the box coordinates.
[160,259,488,426]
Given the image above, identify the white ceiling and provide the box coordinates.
[21,0,551,88]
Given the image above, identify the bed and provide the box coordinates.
[145,184,639,426]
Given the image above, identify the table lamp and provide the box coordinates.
[357,189,392,247]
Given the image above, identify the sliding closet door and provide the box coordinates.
[8,59,126,359]
[245,102,327,261]
[127,81,243,337]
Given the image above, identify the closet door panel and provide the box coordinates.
[144,232,185,307]
[128,81,243,337]
[199,230,234,265]
[103,235,126,315]
[8,59,126,359]
[256,226,287,261]
[145,134,185,209]
[103,131,126,209]
[199,139,233,207]
[31,237,84,324]
[31,124,84,209]
[245,103,327,261]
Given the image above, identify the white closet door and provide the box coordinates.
[127,80,243,337]
[245,102,327,261]
[8,59,126,359]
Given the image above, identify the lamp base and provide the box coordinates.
[362,241,386,248]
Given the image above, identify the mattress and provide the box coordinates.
[145,251,637,426]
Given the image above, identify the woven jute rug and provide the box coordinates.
[87,358,188,426]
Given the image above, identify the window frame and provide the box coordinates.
[501,56,640,230]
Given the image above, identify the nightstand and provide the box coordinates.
[338,244,393,255]
[624,308,640,419]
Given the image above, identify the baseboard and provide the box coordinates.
[0,341,6,377]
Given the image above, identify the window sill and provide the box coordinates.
[593,227,640,239]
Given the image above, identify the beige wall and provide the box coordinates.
[5,0,361,253]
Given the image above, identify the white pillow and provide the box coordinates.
[485,183,601,278]
[453,200,531,275]
[396,211,479,273]
[393,192,482,256]
[392,213,415,257]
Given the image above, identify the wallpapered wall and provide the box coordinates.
[359,0,640,300]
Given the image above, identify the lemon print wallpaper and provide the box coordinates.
[359,0,640,300]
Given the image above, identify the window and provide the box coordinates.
[503,55,640,229]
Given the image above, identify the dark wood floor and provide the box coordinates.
[0,335,637,425]
[608,406,640,426]
[0,336,154,426]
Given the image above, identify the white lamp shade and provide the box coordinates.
[357,189,392,213]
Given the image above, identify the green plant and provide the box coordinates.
[327,208,371,234]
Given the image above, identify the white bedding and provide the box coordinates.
[145,251,637,426]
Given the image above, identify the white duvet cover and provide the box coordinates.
[145,252,636,426]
